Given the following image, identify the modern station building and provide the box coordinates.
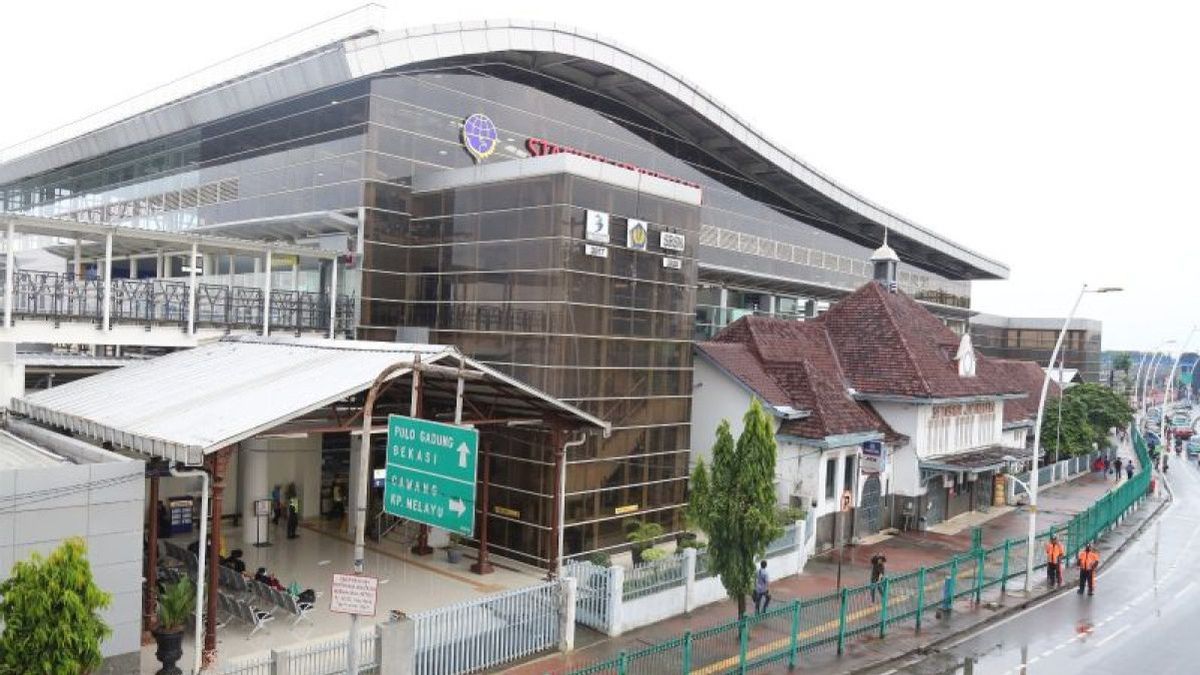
[0,21,1008,566]
[969,313,1103,383]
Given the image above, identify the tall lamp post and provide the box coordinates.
[1025,284,1122,593]
[1138,341,1175,415]
[1158,328,1198,467]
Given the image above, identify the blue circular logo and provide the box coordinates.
[461,113,498,162]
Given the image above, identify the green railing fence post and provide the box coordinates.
[787,600,800,670]
[878,577,890,638]
[836,587,849,655]
[971,526,982,552]
[681,631,692,675]
[974,546,985,603]
[1001,539,1011,592]
[738,616,749,674]
[948,558,959,604]
[618,650,628,675]
[915,567,926,631]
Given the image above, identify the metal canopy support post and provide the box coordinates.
[549,428,565,580]
[169,465,208,675]
[292,258,301,332]
[3,220,14,328]
[203,447,231,669]
[101,232,113,331]
[155,248,163,278]
[74,237,83,278]
[471,443,494,575]
[329,259,339,339]
[262,250,272,336]
[187,242,198,335]
[410,356,433,556]
[142,473,160,643]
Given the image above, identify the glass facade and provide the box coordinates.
[0,60,984,565]
[970,323,1103,383]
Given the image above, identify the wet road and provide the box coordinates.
[878,457,1200,674]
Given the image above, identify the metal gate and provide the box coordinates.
[859,475,882,534]
[973,472,992,513]
[562,560,613,633]
[412,581,561,674]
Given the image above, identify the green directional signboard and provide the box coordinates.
[384,415,479,536]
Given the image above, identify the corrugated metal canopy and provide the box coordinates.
[0,429,69,469]
[11,336,608,465]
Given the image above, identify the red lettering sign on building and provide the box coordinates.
[525,138,702,191]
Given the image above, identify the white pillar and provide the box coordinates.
[608,565,625,636]
[767,294,776,316]
[240,445,270,545]
[718,287,729,327]
[4,220,14,329]
[187,243,198,336]
[74,237,82,278]
[227,254,235,289]
[559,577,577,652]
[262,250,272,336]
[329,259,339,339]
[128,257,138,279]
[347,438,360,537]
[155,248,163,278]
[682,546,697,613]
[101,232,113,331]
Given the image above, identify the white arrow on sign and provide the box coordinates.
[448,498,467,517]
[457,442,470,468]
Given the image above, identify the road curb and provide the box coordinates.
[850,486,1171,674]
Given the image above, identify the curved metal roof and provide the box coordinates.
[0,20,1007,280]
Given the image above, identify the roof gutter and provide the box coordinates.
[855,393,1028,405]
[777,430,884,449]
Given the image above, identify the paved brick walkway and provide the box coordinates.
[507,440,1146,674]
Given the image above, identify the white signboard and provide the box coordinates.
[662,256,682,269]
[660,231,685,251]
[330,573,379,616]
[585,210,610,244]
[860,441,886,473]
[627,219,649,251]
[254,500,271,517]
[584,244,609,258]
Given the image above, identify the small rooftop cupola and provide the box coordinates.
[870,229,900,292]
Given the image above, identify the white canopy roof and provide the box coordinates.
[11,336,608,465]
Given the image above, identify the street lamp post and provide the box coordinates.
[1024,284,1121,594]
[1158,328,1197,468]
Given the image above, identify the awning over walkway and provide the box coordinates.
[920,445,1034,473]
[10,336,609,465]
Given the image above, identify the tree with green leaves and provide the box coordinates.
[0,537,111,675]
[1040,382,1134,458]
[1112,352,1132,374]
[688,399,783,617]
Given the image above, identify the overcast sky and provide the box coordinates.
[2,1,1196,352]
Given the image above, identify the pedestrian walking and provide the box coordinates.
[1044,534,1065,588]
[1126,461,1135,480]
[286,496,300,540]
[1114,458,1123,482]
[869,552,887,602]
[753,560,771,614]
[1077,543,1100,596]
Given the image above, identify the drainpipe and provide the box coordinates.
[556,432,588,577]
[171,465,209,675]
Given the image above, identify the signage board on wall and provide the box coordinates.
[585,210,611,244]
[860,441,886,473]
[660,231,686,252]
[584,244,609,258]
[662,256,682,270]
[330,573,379,616]
[627,219,649,251]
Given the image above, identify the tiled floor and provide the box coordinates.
[141,517,542,670]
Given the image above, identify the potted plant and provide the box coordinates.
[626,521,665,563]
[154,578,195,675]
[446,534,467,564]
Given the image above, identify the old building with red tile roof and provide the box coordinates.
[692,244,1051,546]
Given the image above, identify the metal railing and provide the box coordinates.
[218,630,379,675]
[563,560,614,633]
[622,553,686,601]
[569,430,1153,674]
[0,269,354,335]
[412,581,561,675]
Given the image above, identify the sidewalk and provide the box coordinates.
[509,441,1151,674]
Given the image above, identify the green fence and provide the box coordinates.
[568,428,1152,674]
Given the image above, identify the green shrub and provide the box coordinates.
[775,505,807,525]
[639,547,668,563]
[0,538,112,674]
[585,552,612,567]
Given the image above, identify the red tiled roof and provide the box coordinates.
[979,358,1060,426]
[818,282,1022,399]
[700,315,903,443]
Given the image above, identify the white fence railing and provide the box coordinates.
[219,629,379,675]
[1010,448,1112,500]
[412,581,562,675]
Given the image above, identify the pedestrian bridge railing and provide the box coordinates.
[567,428,1153,674]
[0,269,354,337]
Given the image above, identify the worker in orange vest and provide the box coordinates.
[1044,534,1065,588]
[1077,543,1100,596]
